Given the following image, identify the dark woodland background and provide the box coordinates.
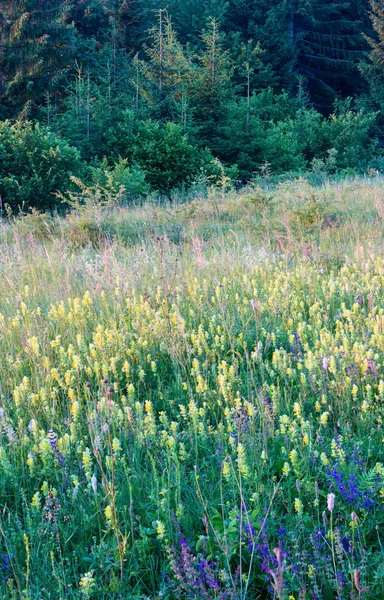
[2,1,384,208]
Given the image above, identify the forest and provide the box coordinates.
[2,1,384,210]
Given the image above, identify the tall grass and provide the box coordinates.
[0,176,383,599]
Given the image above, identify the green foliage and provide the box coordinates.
[91,158,150,200]
[1,0,384,209]
[129,121,214,193]
[213,92,377,179]
[0,0,76,117]
[321,99,378,169]
[361,0,384,131]
[0,121,86,212]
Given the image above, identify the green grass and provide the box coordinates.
[0,176,384,599]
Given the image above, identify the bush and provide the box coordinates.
[215,94,378,181]
[323,99,377,170]
[263,119,307,173]
[296,100,377,171]
[116,113,216,193]
[0,120,86,213]
[91,158,150,201]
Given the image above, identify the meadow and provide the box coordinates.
[0,176,384,599]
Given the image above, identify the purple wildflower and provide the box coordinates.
[326,463,377,511]
[48,429,66,467]
[0,554,11,583]
[288,331,304,363]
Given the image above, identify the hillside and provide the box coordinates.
[0,177,383,598]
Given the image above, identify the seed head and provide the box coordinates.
[327,493,335,513]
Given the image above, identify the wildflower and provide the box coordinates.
[26,336,39,356]
[156,520,166,539]
[222,461,230,480]
[236,443,248,476]
[82,448,93,481]
[26,453,34,470]
[48,429,66,467]
[282,462,290,476]
[112,438,121,453]
[70,400,79,420]
[294,498,303,515]
[105,505,114,526]
[327,493,335,512]
[289,449,298,467]
[31,492,40,511]
[91,474,97,495]
[293,402,301,419]
[79,571,95,597]
[354,569,361,594]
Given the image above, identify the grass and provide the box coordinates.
[0,175,384,599]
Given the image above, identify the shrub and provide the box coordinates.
[296,100,377,171]
[322,99,377,170]
[130,121,213,193]
[263,119,307,173]
[0,120,86,213]
[91,158,150,201]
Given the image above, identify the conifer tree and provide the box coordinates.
[142,11,193,121]
[68,0,107,39]
[165,0,229,45]
[225,0,370,108]
[360,0,384,113]
[365,0,384,65]
[193,18,232,108]
[234,40,273,127]
[101,0,143,52]
[294,0,369,108]
[225,0,294,91]
[0,0,76,118]
[190,18,233,148]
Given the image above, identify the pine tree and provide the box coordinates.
[360,0,384,114]
[101,0,142,52]
[225,0,370,108]
[165,0,229,46]
[142,11,193,122]
[234,40,274,104]
[193,18,232,108]
[365,0,384,65]
[225,0,294,91]
[67,0,107,39]
[0,0,77,118]
[294,0,370,109]
[189,18,234,150]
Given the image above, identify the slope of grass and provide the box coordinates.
[0,176,384,599]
